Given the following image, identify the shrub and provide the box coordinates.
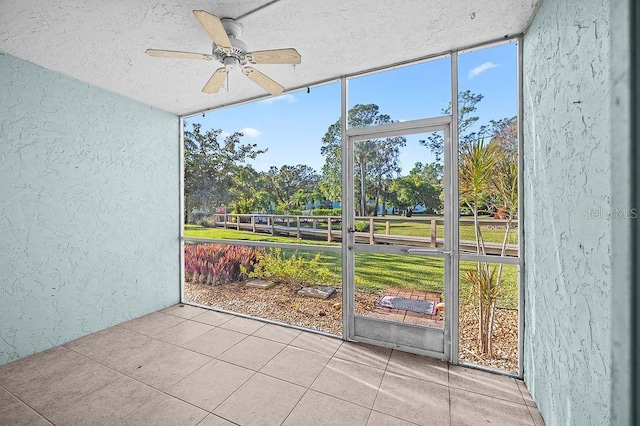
[248,248,334,286]
[354,220,369,232]
[184,244,264,285]
[189,212,210,224]
[331,208,342,216]
[287,209,303,216]
[311,208,334,216]
[198,216,216,228]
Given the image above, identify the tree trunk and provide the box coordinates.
[373,181,382,216]
[359,157,367,216]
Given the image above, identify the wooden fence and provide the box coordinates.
[206,214,518,256]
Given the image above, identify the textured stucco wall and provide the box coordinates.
[610,0,632,424]
[523,0,611,425]
[0,52,180,365]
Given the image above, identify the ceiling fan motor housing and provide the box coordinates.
[212,18,248,66]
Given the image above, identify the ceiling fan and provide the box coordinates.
[146,10,301,95]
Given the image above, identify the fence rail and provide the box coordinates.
[201,213,518,257]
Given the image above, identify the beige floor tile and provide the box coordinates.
[0,346,120,418]
[529,405,546,426]
[47,376,160,426]
[191,310,234,327]
[517,379,537,407]
[64,326,163,374]
[197,414,237,426]
[373,372,450,425]
[252,323,301,344]
[367,411,418,426]
[449,365,524,404]
[260,345,331,387]
[450,388,534,426]
[182,327,247,358]
[218,316,266,334]
[119,393,208,426]
[119,312,185,336]
[167,360,253,411]
[213,373,305,426]
[311,358,384,408]
[217,336,285,370]
[161,304,209,319]
[25,417,53,426]
[0,386,47,426]
[128,345,211,390]
[333,342,392,370]
[386,350,448,386]
[289,331,342,356]
[153,320,213,346]
[283,390,370,426]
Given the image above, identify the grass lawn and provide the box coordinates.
[373,218,518,245]
[185,226,519,308]
[184,225,339,246]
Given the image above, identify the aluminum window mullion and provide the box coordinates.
[459,254,522,265]
[341,76,354,341]
[517,37,525,379]
[449,51,460,365]
[179,116,185,303]
[182,237,342,253]
[346,116,451,139]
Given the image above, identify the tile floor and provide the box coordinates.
[0,304,545,426]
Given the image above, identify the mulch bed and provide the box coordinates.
[184,280,518,373]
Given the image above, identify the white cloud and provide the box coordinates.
[220,131,231,138]
[240,127,262,138]
[468,62,498,79]
[258,94,297,104]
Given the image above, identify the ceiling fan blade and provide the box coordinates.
[202,68,228,94]
[242,67,284,95]
[246,48,301,65]
[193,10,232,51]
[146,49,214,61]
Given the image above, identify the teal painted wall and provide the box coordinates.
[523,0,611,424]
[0,52,180,365]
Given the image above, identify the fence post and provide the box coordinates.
[385,221,390,235]
[327,218,332,242]
[296,217,301,239]
[430,219,437,248]
[224,214,228,229]
[313,218,317,230]
[369,217,375,244]
[251,215,256,232]
[271,216,275,235]
[286,217,290,228]
[236,215,240,230]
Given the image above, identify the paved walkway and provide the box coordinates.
[372,287,444,328]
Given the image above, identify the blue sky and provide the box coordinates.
[186,41,517,174]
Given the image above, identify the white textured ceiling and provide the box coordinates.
[0,0,537,116]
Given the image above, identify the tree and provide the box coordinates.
[228,166,263,214]
[390,162,443,216]
[319,104,406,216]
[421,91,485,161]
[183,123,266,222]
[265,164,320,211]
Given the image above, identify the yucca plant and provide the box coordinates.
[459,139,518,356]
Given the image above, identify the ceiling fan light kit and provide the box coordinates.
[145,10,301,96]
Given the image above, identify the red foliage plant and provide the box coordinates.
[184,244,264,285]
